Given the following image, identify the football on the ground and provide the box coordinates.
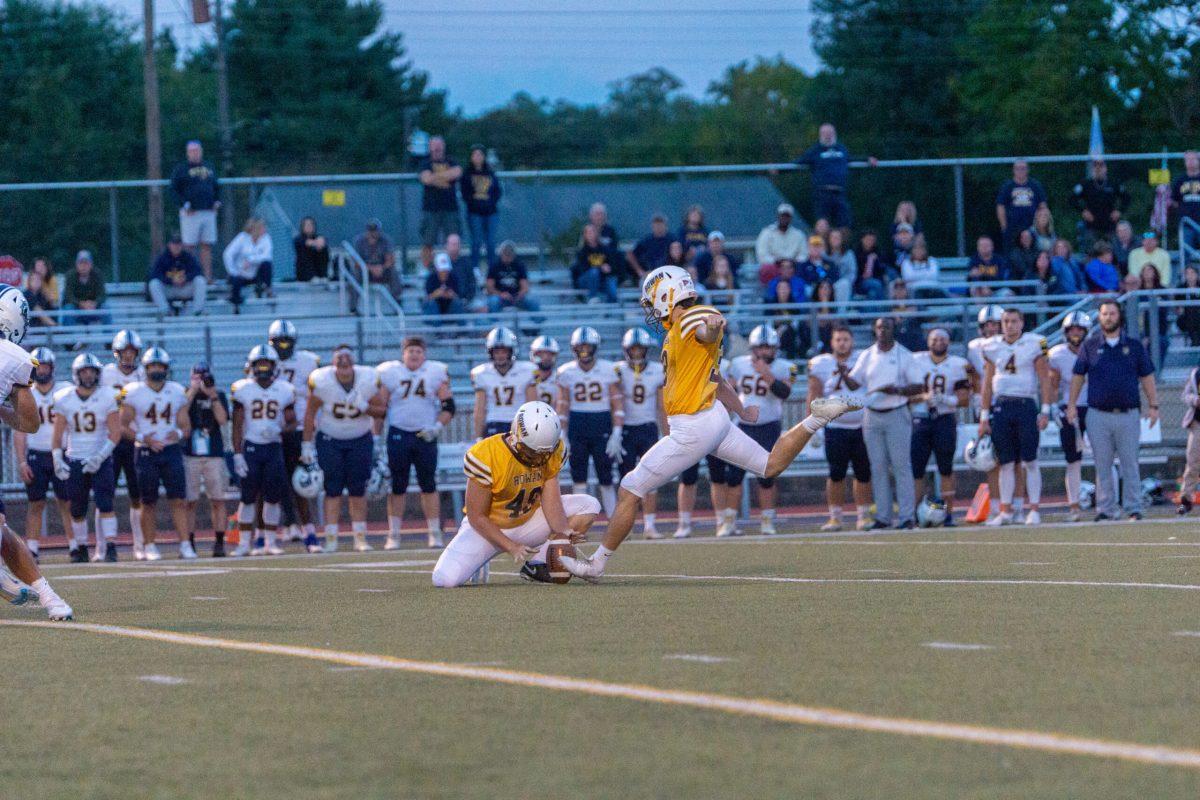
[546,540,577,585]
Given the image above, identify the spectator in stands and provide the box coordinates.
[223,216,274,311]
[1172,150,1200,253]
[293,217,329,282]
[1034,249,1077,299]
[417,136,463,264]
[824,228,856,307]
[666,240,689,270]
[63,250,108,326]
[485,240,539,313]
[765,260,805,305]
[812,217,832,244]
[701,254,738,305]
[445,234,482,312]
[1084,241,1120,292]
[170,140,220,280]
[1006,228,1038,292]
[0,255,23,287]
[1138,264,1170,366]
[352,218,401,301]
[891,201,922,242]
[24,268,57,328]
[798,235,837,290]
[148,234,206,316]
[678,205,709,261]
[573,223,620,304]
[996,159,1047,251]
[889,280,926,352]
[26,257,60,304]
[1051,238,1085,289]
[766,278,809,359]
[460,144,501,269]
[627,213,674,281]
[890,223,915,265]
[1128,231,1172,287]
[854,230,889,300]
[1071,158,1129,248]
[967,235,1008,297]
[422,253,465,319]
[1029,206,1056,253]
[694,231,740,286]
[1110,220,1136,274]
[755,203,804,284]
[899,238,939,291]
[1176,265,1200,346]
[588,202,619,251]
[793,122,877,227]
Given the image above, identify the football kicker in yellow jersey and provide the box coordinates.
[431,401,601,587]
[558,266,864,582]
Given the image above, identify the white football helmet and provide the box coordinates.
[1078,480,1096,510]
[71,353,104,388]
[641,265,696,331]
[111,329,143,358]
[509,401,561,467]
[916,496,948,528]
[292,463,324,499]
[247,344,279,381]
[748,324,781,349]
[367,458,391,499]
[963,434,997,472]
[486,327,518,367]
[0,285,29,345]
[570,326,601,362]
[268,319,298,359]
[1061,311,1092,332]
[529,335,560,360]
[141,347,171,369]
[976,305,1004,332]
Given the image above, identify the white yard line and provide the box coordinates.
[1010,562,1057,566]
[138,674,189,685]
[5,620,1199,771]
[923,642,996,651]
[54,569,229,581]
[664,654,735,664]
[1172,631,1200,638]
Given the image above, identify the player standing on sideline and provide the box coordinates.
[1047,312,1091,521]
[561,267,857,580]
[967,306,1025,521]
[376,337,454,550]
[14,347,72,561]
[472,327,535,440]
[230,345,296,556]
[979,308,1053,526]
[808,325,872,532]
[431,401,600,587]
[269,319,320,543]
[910,329,972,524]
[120,348,194,558]
[102,329,146,558]
[303,346,384,553]
[0,288,74,619]
[52,354,122,562]
[529,336,562,407]
[615,328,666,539]
[724,325,797,535]
[557,326,624,517]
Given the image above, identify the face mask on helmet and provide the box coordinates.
[271,337,296,360]
[509,437,553,468]
[981,322,1000,337]
[533,352,556,372]
[252,360,275,385]
[118,347,139,370]
[490,347,513,369]
[625,345,647,364]
[753,346,776,364]
[574,344,596,363]
[146,367,169,383]
[34,365,53,385]
[77,368,99,389]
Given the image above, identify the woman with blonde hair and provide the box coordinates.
[1029,206,1055,252]
[223,216,274,311]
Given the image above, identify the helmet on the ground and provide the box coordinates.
[641,265,696,331]
[485,327,518,367]
[367,458,391,499]
[963,435,997,472]
[0,286,29,345]
[111,329,143,359]
[916,496,948,528]
[292,463,324,499]
[509,401,561,467]
[1078,480,1096,510]
[570,326,601,362]
[71,353,103,388]
[268,319,298,360]
[1141,477,1164,506]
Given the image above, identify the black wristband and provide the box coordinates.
[769,379,791,400]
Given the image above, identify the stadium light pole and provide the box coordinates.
[142,0,165,262]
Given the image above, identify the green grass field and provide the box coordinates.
[5,518,1200,799]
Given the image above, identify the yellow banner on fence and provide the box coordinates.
[322,189,346,207]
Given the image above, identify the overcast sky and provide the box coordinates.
[105,0,818,113]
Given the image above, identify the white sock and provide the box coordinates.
[800,415,828,434]
[678,511,691,527]
[352,521,367,540]
[101,516,117,540]
[762,508,776,520]
[264,528,276,547]
[1065,461,1081,505]
[1013,496,1025,514]
[592,545,613,567]
[643,513,656,530]
[389,516,403,538]
[27,540,38,556]
[1022,461,1042,505]
[725,507,737,522]
[828,505,842,518]
[130,510,144,549]
[599,485,616,517]
[325,523,338,541]
[999,463,1016,507]
[427,519,440,536]
[71,520,87,548]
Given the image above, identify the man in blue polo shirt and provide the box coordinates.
[794,123,877,228]
[1066,300,1159,521]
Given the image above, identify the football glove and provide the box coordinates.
[417,421,443,442]
[233,453,249,478]
[300,440,316,465]
[52,449,70,481]
[82,453,105,474]
[605,427,625,461]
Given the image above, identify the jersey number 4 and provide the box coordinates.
[1003,355,1018,375]
[396,380,427,399]
[504,486,542,519]
[144,404,172,424]
[250,399,279,419]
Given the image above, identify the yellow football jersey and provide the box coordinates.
[661,304,722,416]
[462,434,565,529]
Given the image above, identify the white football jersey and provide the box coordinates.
[531,367,561,408]
[122,381,188,442]
[807,353,865,430]
[278,350,320,421]
[379,359,449,432]
[0,339,35,403]
[28,381,72,452]
[471,361,535,424]
[101,363,144,393]
[52,386,118,460]
[728,355,797,425]
[982,333,1047,400]
[910,353,970,416]
[1048,343,1087,407]
[232,378,295,444]
[966,337,989,392]
[558,359,619,414]
[615,360,665,426]
[308,365,378,439]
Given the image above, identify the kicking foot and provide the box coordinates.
[809,395,864,422]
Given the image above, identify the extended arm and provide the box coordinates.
[465,480,535,563]
[0,386,39,433]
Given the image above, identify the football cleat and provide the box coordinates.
[250,536,267,556]
[354,534,373,552]
[322,535,339,554]
[304,533,322,554]
[43,597,74,621]
[133,545,146,561]
[986,512,1013,527]
[69,546,87,564]
[809,395,863,423]
[266,542,285,556]
[820,517,843,532]
[558,553,602,583]
[143,543,162,561]
[211,540,226,558]
[179,541,198,560]
[105,546,118,562]
[672,525,692,539]
[1023,510,1041,526]
[519,562,554,583]
[231,540,251,557]
[427,530,444,549]
[759,517,777,536]
[715,519,737,537]
[383,536,401,551]
[0,566,35,606]
[643,527,663,540]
